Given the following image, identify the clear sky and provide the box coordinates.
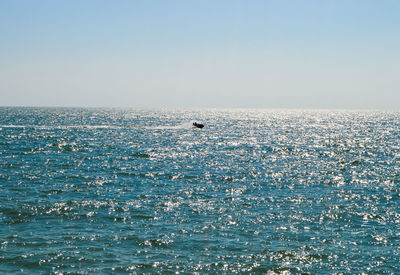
[1,0,399,109]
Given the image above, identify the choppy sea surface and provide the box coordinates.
[0,107,399,274]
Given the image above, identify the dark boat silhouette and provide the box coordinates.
[192,122,204,129]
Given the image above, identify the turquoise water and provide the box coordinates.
[1,107,399,274]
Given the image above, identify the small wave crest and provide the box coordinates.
[0,125,119,130]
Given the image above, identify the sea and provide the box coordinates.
[0,107,399,274]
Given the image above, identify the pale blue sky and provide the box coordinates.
[1,0,399,108]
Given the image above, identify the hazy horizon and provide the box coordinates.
[1,1,400,109]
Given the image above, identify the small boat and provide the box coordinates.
[192,122,204,129]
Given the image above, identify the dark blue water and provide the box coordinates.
[1,107,399,273]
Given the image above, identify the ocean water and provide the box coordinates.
[0,107,399,274]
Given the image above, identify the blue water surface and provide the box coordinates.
[0,107,399,274]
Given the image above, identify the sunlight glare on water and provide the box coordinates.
[0,107,399,273]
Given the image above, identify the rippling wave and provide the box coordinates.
[0,107,399,273]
